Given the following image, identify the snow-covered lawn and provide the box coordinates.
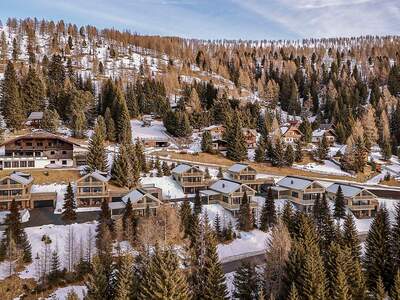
[140,176,185,199]
[131,119,169,140]
[293,160,352,177]
[0,222,97,280]
[45,285,87,300]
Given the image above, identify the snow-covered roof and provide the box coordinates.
[82,171,109,182]
[326,183,367,198]
[271,186,289,192]
[171,164,193,174]
[209,179,242,194]
[204,124,224,131]
[276,176,314,190]
[122,189,146,204]
[9,172,33,185]
[227,163,249,173]
[27,111,44,120]
[199,189,220,196]
[109,201,126,210]
[280,126,289,135]
[312,129,326,137]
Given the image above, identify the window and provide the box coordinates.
[50,151,55,155]
[62,150,67,155]
[37,142,43,146]
[20,161,27,168]
[35,152,41,157]
[62,160,67,165]
[12,161,19,168]
[291,191,299,198]
[50,160,55,164]
[28,161,34,167]
[4,162,11,168]
[26,142,32,146]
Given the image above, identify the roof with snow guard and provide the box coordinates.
[79,171,109,183]
[209,179,253,194]
[199,189,220,196]
[122,188,161,204]
[227,163,250,173]
[312,129,326,137]
[9,172,33,185]
[27,112,44,120]
[171,164,197,174]
[326,183,375,198]
[276,176,316,190]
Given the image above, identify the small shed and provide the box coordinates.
[26,112,44,127]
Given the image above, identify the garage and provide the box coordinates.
[33,199,54,208]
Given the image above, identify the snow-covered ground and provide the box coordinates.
[131,119,169,141]
[293,159,352,177]
[0,222,97,280]
[140,176,185,199]
[45,285,87,300]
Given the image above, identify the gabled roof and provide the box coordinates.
[5,172,33,185]
[209,179,254,194]
[171,164,201,174]
[312,128,336,138]
[79,171,109,183]
[276,176,320,190]
[204,124,224,131]
[122,188,161,204]
[326,183,375,198]
[0,131,81,147]
[27,112,44,120]
[228,163,254,173]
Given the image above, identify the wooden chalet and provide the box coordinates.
[171,164,209,194]
[226,163,273,192]
[327,184,378,219]
[280,125,303,144]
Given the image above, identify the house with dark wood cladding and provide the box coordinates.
[0,131,87,169]
[171,164,209,194]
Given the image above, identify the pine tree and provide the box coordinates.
[260,188,276,231]
[281,201,294,235]
[86,120,108,173]
[48,250,61,282]
[104,107,116,142]
[20,231,32,263]
[41,109,60,133]
[392,270,400,300]
[114,85,132,144]
[85,256,111,300]
[333,185,346,220]
[111,143,136,188]
[1,60,24,130]
[62,183,77,221]
[364,207,392,291]
[333,267,350,300]
[114,254,134,300]
[226,112,247,161]
[238,191,253,231]
[317,135,329,160]
[201,130,213,153]
[393,203,400,273]
[272,138,285,167]
[233,262,259,299]
[214,213,222,239]
[342,213,361,261]
[71,110,86,138]
[139,247,191,300]
[204,167,211,179]
[23,66,46,114]
[162,161,171,176]
[294,139,303,162]
[375,276,386,300]
[285,144,295,166]
[122,199,133,237]
[193,191,202,215]
[179,199,192,238]
[255,137,266,163]
[287,283,299,300]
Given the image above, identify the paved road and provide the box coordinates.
[24,207,99,227]
[221,254,265,274]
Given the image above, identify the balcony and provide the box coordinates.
[0,194,29,201]
[0,184,24,189]
[76,182,105,188]
[349,204,377,211]
[76,190,108,198]
[180,180,208,187]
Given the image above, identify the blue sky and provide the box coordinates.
[0,0,399,40]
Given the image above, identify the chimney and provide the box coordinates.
[291,180,294,185]
[222,183,225,188]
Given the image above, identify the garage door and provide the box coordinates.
[34,200,54,208]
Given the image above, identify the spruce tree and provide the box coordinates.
[392,203,400,273]
[23,66,46,114]
[114,254,134,300]
[294,139,303,162]
[41,109,60,133]
[281,201,294,235]
[193,191,202,215]
[114,85,132,144]
[179,199,192,238]
[85,256,111,300]
[255,137,266,163]
[316,135,329,160]
[111,143,136,188]
[287,283,299,300]
[233,262,259,299]
[260,188,276,231]
[392,270,400,300]
[139,247,191,300]
[363,207,392,291]
[201,130,213,153]
[342,213,361,261]
[217,167,224,179]
[285,144,295,166]
[122,199,133,236]
[226,112,247,161]
[86,120,108,173]
[272,138,285,167]
[104,107,116,142]
[375,276,386,300]
[1,60,24,130]
[214,213,222,239]
[333,267,350,300]
[238,191,253,231]
[62,183,77,221]
[162,161,171,176]
[333,185,346,220]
